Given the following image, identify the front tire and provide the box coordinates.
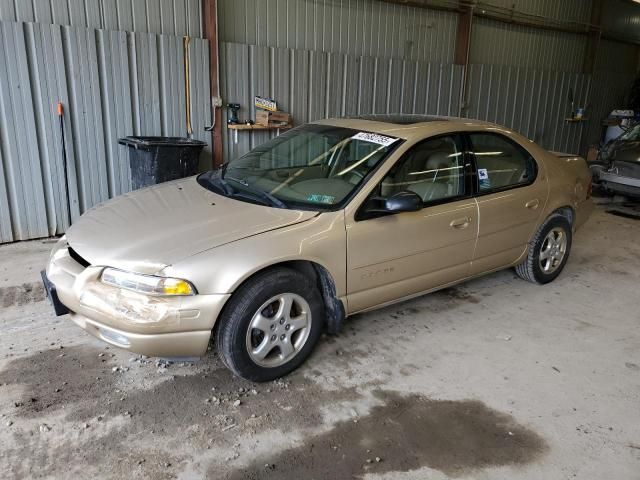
[515,213,572,284]
[215,267,324,382]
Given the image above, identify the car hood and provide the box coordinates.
[65,177,318,274]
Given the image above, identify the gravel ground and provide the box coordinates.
[0,205,639,480]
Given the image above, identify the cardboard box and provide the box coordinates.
[256,110,291,127]
[586,145,599,163]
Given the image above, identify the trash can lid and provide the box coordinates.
[118,136,208,148]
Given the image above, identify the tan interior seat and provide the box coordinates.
[408,152,457,202]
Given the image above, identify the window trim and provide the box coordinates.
[465,132,539,197]
[355,133,474,221]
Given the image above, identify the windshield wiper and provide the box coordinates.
[225,175,288,209]
[208,173,235,196]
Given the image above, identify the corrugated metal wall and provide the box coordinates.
[0,20,210,243]
[219,0,458,63]
[465,64,591,153]
[0,0,203,36]
[602,0,640,42]
[219,41,464,161]
[479,0,591,24]
[217,0,638,161]
[583,39,637,151]
[470,17,587,72]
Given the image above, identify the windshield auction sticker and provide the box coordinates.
[351,132,399,147]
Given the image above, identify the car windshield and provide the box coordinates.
[198,124,400,210]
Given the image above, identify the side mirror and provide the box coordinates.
[357,191,423,220]
[385,191,423,212]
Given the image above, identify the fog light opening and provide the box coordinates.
[99,328,131,347]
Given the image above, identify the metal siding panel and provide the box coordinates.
[357,55,375,115]
[14,0,34,22]
[413,60,429,115]
[146,0,162,33]
[218,0,457,63]
[98,29,133,197]
[0,143,12,242]
[131,0,148,32]
[33,0,53,24]
[289,47,309,138]
[0,19,208,243]
[0,0,16,21]
[584,70,634,151]
[190,38,212,168]
[221,42,250,160]
[271,46,291,120]
[64,25,109,211]
[372,57,389,113]
[464,62,592,153]
[449,64,462,116]
[116,0,134,31]
[343,54,359,116]
[159,35,185,137]
[0,21,49,240]
[50,0,70,24]
[159,0,175,35]
[187,0,201,37]
[387,57,402,113]
[28,22,79,233]
[325,52,345,118]
[308,50,326,121]
[248,44,271,149]
[173,0,188,36]
[67,0,86,27]
[470,17,587,72]
[219,41,229,161]
[134,32,161,135]
[84,0,102,28]
[101,0,119,30]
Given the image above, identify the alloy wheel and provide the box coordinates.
[245,293,312,368]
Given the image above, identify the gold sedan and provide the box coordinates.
[42,115,593,381]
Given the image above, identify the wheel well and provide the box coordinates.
[554,206,574,226]
[228,261,345,335]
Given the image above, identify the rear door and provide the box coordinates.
[345,134,479,313]
[467,132,549,275]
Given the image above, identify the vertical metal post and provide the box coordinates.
[454,1,474,117]
[203,0,224,168]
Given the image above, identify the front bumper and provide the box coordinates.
[44,239,230,357]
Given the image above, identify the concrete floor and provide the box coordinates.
[0,205,639,480]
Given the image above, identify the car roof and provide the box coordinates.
[312,115,500,141]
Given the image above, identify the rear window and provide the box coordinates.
[469,133,537,193]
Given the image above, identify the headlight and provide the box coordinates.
[100,268,196,296]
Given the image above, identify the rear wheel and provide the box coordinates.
[215,267,324,382]
[515,214,572,284]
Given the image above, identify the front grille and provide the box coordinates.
[68,247,90,268]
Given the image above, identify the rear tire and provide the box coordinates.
[515,214,572,285]
[215,267,324,382]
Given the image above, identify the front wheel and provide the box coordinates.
[515,214,573,284]
[215,267,324,382]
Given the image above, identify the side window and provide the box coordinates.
[379,135,466,204]
[469,133,537,193]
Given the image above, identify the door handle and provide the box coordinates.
[525,199,540,209]
[450,217,471,229]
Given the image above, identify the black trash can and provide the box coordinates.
[118,136,207,190]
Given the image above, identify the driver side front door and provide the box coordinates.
[345,134,479,313]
